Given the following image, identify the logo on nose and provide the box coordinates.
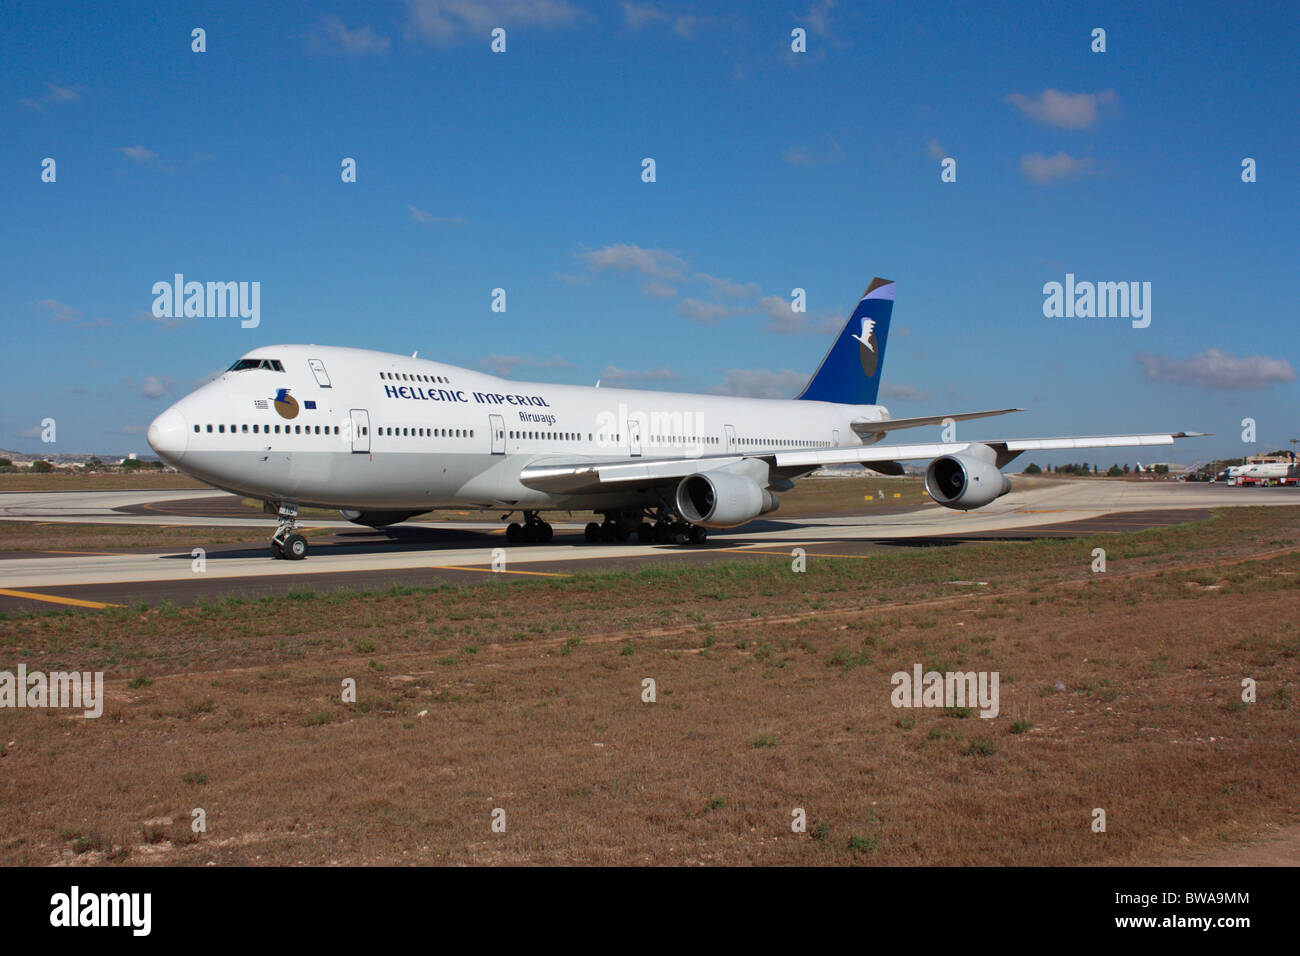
[273,388,299,419]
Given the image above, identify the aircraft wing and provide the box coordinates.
[850,407,1022,438]
[518,432,1205,494]
[776,432,1206,469]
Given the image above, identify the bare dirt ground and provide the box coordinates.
[0,506,1294,865]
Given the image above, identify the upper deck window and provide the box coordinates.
[226,358,284,372]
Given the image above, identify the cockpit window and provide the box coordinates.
[226,358,284,372]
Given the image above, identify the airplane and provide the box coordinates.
[147,277,1203,560]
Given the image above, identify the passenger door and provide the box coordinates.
[489,414,505,454]
[627,419,642,457]
[349,409,370,453]
[724,424,736,453]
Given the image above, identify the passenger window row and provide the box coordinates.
[510,430,592,441]
[651,435,720,445]
[381,371,449,384]
[375,426,474,438]
[739,438,831,447]
[196,423,342,435]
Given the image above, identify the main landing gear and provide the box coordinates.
[582,510,707,546]
[270,502,309,560]
[505,511,553,544]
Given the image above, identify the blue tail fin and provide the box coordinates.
[796,278,895,405]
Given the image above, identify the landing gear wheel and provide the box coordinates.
[600,521,616,542]
[653,522,671,544]
[671,527,689,546]
[283,533,309,560]
[269,502,302,561]
[637,522,654,543]
[690,525,708,544]
[521,522,538,543]
[614,523,630,542]
[536,522,553,543]
[584,522,601,543]
[506,522,524,543]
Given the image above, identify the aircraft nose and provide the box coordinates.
[147,407,189,464]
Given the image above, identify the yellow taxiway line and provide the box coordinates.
[427,565,570,578]
[0,588,123,609]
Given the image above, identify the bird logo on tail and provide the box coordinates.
[853,317,879,376]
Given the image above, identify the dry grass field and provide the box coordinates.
[0,506,1295,865]
[0,472,208,492]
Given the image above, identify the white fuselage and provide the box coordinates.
[148,345,886,512]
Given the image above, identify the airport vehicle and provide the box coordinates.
[147,278,1203,558]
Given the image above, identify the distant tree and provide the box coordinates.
[0,457,11,467]
[1107,464,1124,477]
[146,459,164,469]
[84,457,104,471]
[30,459,54,473]
[1155,464,1169,475]
[1024,463,1042,474]
[122,458,142,471]
[1123,464,1131,474]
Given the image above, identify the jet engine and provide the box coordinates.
[675,472,779,528]
[924,453,1011,511]
[339,509,426,527]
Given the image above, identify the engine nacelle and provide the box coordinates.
[675,471,779,528]
[339,509,425,527]
[924,453,1011,511]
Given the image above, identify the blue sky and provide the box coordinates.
[3,0,1297,464]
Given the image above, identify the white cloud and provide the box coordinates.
[757,295,839,335]
[678,298,740,323]
[641,282,677,299]
[782,133,844,167]
[620,1,668,29]
[36,299,108,329]
[117,145,158,163]
[797,0,837,39]
[709,368,807,399]
[879,383,932,402]
[20,82,82,110]
[1005,89,1117,129]
[925,138,947,160]
[36,299,80,323]
[308,16,391,54]
[408,205,467,225]
[1135,349,1296,390]
[696,273,759,299]
[602,364,677,383]
[672,14,700,38]
[1020,151,1094,184]
[124,375,176,399]
[579,243,686,280]
[134,308,187,330]
[404,0,583,43]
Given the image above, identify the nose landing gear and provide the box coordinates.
[270,502,309,560]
